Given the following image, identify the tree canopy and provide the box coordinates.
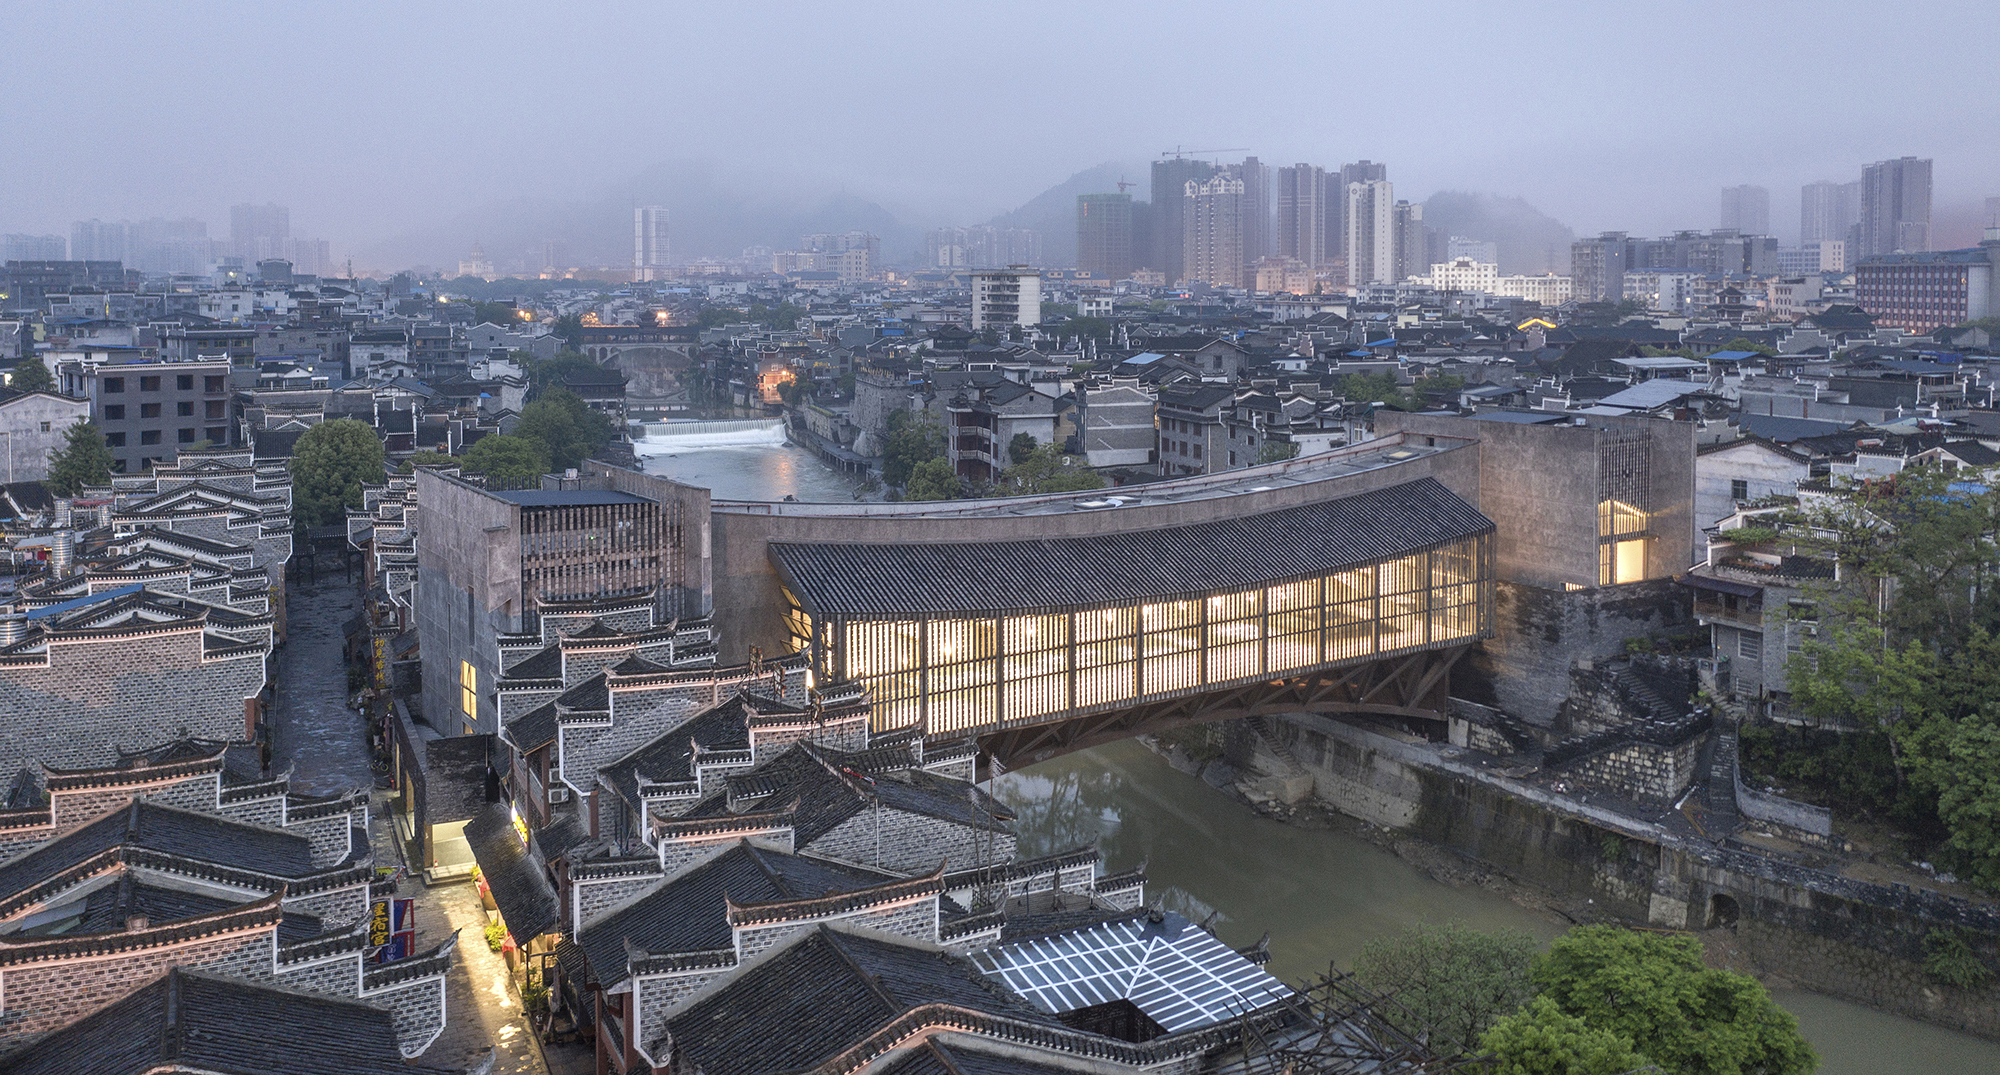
[1354,922,1537,1056]
[1523,927,1815,1075]
[1782,470,2000,885]
[8,359,53,393]
[881,409,944,488]
[902,458,962,501]
[45,420,114,496]
[514,388,614,473]
[1008,432,1038,465]
[1481,996,1650,1075]
[290,419,386,528]
[999,445,1103,495]
[460,434,550,483]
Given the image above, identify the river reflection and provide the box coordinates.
[994,737,2000,1075]
[637,436,877,503]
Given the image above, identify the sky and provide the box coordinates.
[4,0,1998,265]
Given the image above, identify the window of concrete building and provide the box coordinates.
[460,661,477,732]
[178,429,195,443]
[177,374,194,390]
[106,431,125,447]
[178,401,193,417]
[140,403,160,418]
[205,375,225,392]
[103,377,123,392]
[1739,633,1763,661]
[206,426,227,443]
[104,404,124,420]
[206,400,225,419]
[1731,479,1748,500]
[38,421,48,432]
[140,376,160,391]
[140,430,160,445]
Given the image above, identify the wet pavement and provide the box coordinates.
[271,572,572,1073]
[269,574,374,796]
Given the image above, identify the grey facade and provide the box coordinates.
[415,469,710,739]
[56,356,233,473]
[0,390,90,483]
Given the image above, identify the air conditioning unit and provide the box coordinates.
[548,787,572,804]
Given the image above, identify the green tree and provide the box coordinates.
[1530,926,1816,1075]
[8,359,53,393]
[1481,996,1650,1075]
[1354,922,1538,1056]
[290,419,386,528]
[45,420,114,496]
[515,388,613,472]
[461,434,550,483]
[1256,440,1301,464]
[1008,432,1038,465]
[903,457,962,501]
[1722,337,1766,353]
[777,377,810,407]
[1338,371,1408,408]
[881,409,943,487]
[551,313,586,349]
[1000,445,1104,495]
[399,451,459,473]
[473,300,519,326]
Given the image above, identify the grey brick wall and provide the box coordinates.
[285,884,369,928]
[807,811,1013,876]
[276,952,363,996]
[0,631,265,776]
[363,975,448,1057]
[0,928,274,1053]
[575,874,661,928]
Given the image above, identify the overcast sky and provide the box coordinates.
[5,0,1997,261]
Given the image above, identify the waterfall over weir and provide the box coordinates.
[635,418,788,452]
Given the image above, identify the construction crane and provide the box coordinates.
[1159,145,1249,160]
[1115,176,1134,193]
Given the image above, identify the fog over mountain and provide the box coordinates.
[3,2,1996,270]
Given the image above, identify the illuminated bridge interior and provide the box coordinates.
[771,478,1495,739]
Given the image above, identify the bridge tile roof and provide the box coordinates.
[772,477,1492,617]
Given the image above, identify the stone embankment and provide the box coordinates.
[1170,708,2000,1040]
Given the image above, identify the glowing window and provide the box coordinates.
[460,661,477,722]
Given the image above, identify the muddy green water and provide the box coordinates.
[992,738,2000,1075]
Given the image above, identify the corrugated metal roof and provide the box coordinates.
[772,478,1492,617]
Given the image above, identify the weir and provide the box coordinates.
[636,418,788,449]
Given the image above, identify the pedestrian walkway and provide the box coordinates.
[371,796,552,1074]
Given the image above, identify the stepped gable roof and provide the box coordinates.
[701,741,1012,845]
[506,700,560,753]
[463,803,559,943]
[773,477,1493,617]
[0,802,323,915]
[500,643,563,681]
[658,926,1056,1075]
[577,841,895,986]
[0,966,453,1075]
[598,695,760,802]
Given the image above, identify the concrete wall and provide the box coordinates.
[1694,441,1809,557]
[414,471,519,736]
[0,394,89,484]
[1377,411,1696,590]
[708,436,1482,662]
[1455,580,1692,726]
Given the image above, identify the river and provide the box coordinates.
[633,420,879,503]
[641,436,2000,1074]
[993,739,2000,1075]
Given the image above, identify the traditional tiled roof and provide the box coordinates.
[0,967,455,1075]
[660,926,1057,1074]
[576,841,896,987]
[772,477,1493,617]
[463,803,558,943]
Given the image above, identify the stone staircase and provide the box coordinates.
[1232,717,1316,806]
